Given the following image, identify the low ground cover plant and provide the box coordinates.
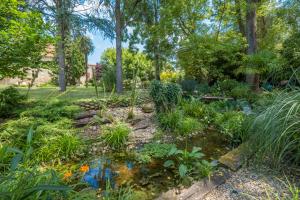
[0,99,85,165]
[0,87,25,117]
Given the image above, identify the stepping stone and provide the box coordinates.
[74,110,98,120]
[218,143,249,171]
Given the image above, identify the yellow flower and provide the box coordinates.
[80,165,89,173]
[63,171,72,179]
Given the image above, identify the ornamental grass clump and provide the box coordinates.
[102,122,131,149]
[247,91,300,169]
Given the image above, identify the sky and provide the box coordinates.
[87,32,114,65]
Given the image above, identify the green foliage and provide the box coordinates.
[230,84,251,99]
[0,129,72,199]
[0,99,84,163]
[0,167,71,200]
[178,33,246,82]
[20,100,82,122]
[160,70,182,83]
[181,99,214,124]
[0,0,51,78]
[136,143,176,164]
[195,160,215,178]
[102,122,131,149]
[35,132,82,162]
[0,117,44,148]
[246,91,300,168]
[212,79,255,102]
[150,80,182,112]
[237,50,280,78]
[279,32,300,82]
[0,87,25,117]
[158,108,204,136]
[178,117,203,136]
[157,109,183,132]
[100,48,154,90]
[214,111,245,144]
[65,37,86,85]
[180,80,198,94]
[163,146,214,179]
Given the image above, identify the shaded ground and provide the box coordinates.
[203,167,294,200]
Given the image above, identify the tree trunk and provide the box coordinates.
[154,46,160,80]
[115,0,123,93]
[154,0,160,80]
[85,53,88,88]
[246,0,259,91]
[56,0,66,92]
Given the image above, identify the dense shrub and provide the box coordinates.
[0,87,24,117]
[211,79,255,101]
[196,83,211,95]
[230,84,251,99]
[150,80,182,112]
[276,32,300,83]
[178,33,246,83]
[180,79,198,94]
[100,48,154,90]
[102,122,131,149]
[214,111,245,145]
[160,70,181,83]
[246,91,300,168]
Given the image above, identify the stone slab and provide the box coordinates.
[218,143,249,171]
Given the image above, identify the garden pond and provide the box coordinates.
[78,130,230,198]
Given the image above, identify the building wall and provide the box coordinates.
[0,65,96,86]
[0,69,53,86]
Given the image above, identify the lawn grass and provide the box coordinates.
[0,85,149,102]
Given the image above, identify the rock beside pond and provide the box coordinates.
[218,143,249,171]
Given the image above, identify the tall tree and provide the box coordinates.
[55,0,68,91]
[79,36,95,87]
[246,0,259,90]
[30,0,112,91]
[115,0,123,92]
[91,0,141,93]
[0,0,50,79]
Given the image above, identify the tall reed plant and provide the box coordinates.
[247,91,300,169]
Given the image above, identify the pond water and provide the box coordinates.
[82,130,230,198]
